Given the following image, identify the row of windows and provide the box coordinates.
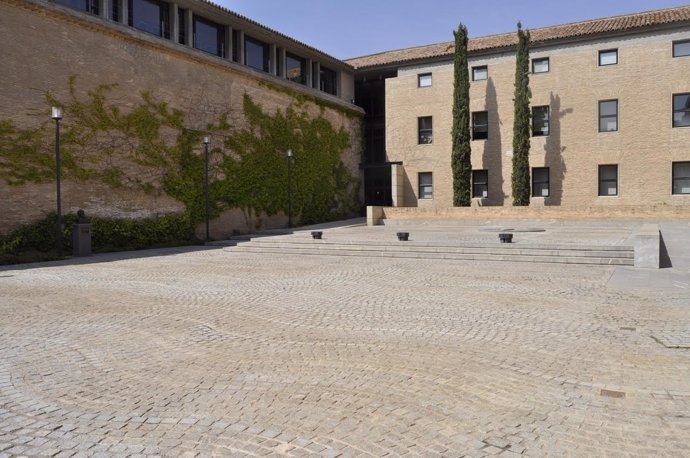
[416,94,690,144]
[417,162,690,200]
[52,0,339,95]
[417,40,690,85]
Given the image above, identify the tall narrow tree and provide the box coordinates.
[451,23,472,206]
[512,22,531,206]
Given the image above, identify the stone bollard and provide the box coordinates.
[72,209,92,257]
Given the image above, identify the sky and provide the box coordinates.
[215,0,690,59]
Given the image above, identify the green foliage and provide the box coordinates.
[512,23,532,206]
[0,212,197,265]
[451,23,472,207]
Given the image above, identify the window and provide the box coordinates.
[599,49,618,66]
[245,36,270,72]
[418,117,433,144]
[111,0,120,21]
[532,167,550,197]
[55,0,99,15]
[673,162,690,194]
[673,40,690,58]
[286,53,307,85]
[193,15,224,57]
[418,173,433,199]
[472,66,488,81]
[128,0,170,39]
[320,66,337,95]
[532,57,549,73]
[532,106,550,136]
[177,8,186,44]
[472,170,488,198]
[472,111,488,140]
[598,165,618,196]
[673,93,690,128]
[599,100,618,132]
[418,73,432,87]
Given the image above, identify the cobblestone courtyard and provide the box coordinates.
[1,246,689,457]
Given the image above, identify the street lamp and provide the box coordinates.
[203,136,210,242]
[52,106,63,257]
[287,149,293,228]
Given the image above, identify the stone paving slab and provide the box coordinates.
[0,245,689,456]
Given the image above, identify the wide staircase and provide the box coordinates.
[223,235,634,266]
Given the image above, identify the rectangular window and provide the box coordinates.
[673,39,690,58]
[673,162,690,194]
[418,172,433,199]
[472,66,488,81]
[418,116,433,144]
[177,8,186,44]
[673,93,690,128]
[111,0,120,21]
[286,53,307,85]
[472,111,488,140]
[55,0,99,15]
[532,106,550,136]
[598,164,618,196]
[532,167,550,197]
[245,35,270,72]
[418,73,432,87]
[129,0,170,39]
[532,57,549,73]
[193,15,224,57]
[320,66,337,95]
[472,170,489,198]
[599,99,618,132]
[599,49,618,66]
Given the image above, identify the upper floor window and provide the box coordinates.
[599,99,618,132]
[55,0,99,15]
[177,8,187,44]
[418,73,432,87]
[673,40,690,58]
[532,57,549,73]
[472,66,488,81]
[673,162,690,195]
[472,111,488,140]
[598,164,618,196]
[599,49,618,66]
[532,106,550,136]
[320,66,337,96]
[245,36,270,72]
[193,15,224,57]
[472,170,488,198]
[129,0,170,39]
[286,53,307,85]
[673,93,690,128]
[418,172,433,199]
[418,117,433,144]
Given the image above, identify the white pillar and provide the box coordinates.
[238,31,245,65]
[186,9,193,47]
[120,0,128,25]
[171,3,179,43]
[313,61,321,90]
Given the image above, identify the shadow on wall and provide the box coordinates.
[544,93,572,206]
[484,78,504,206]
[403,169,417,207]
[660,232,673,268]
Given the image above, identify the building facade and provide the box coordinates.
[348,7,690,211]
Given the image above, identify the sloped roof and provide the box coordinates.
[346,5,690,69]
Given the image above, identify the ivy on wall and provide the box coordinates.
[0,77,360,230]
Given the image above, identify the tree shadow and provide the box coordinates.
[483,78,504,205]
[544,93,572,206]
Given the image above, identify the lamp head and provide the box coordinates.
[203,136,210,145]
[51,106,62,120]
[287,149,293,158]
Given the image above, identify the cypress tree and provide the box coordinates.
[512,22,531,206]
[451,23,472,207]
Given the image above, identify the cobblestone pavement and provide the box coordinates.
[1,246,689,457]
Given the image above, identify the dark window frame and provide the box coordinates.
[418,116,433,144]
[598,164,619,197]
[532,57,550,74]
[673,93,690,128]
[598,99,618,132]
[177,7,186,44]
[672,161,690,195]
[193,15,225,57]
[128,0,170,39]
[418,172,433,199]
[472,169,489,198]
[286,52,307,85]
[418,73,432,88]
[472,111,488,140]
[532,167,550,197]
[244,35,270,72]
[472,66,488,81]
[532,106,550,136]
[55,0,99,15]
[320,66,337,96]
[673,39,690,58]
[598,48,618,66]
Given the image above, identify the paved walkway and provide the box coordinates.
[1,220,690,456]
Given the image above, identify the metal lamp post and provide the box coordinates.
[52,106,63,257]
[287,149,293,228]
[203,136,210,242]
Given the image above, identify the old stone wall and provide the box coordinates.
[0,0,362,238]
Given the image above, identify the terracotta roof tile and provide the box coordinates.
[346,5,690,69]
